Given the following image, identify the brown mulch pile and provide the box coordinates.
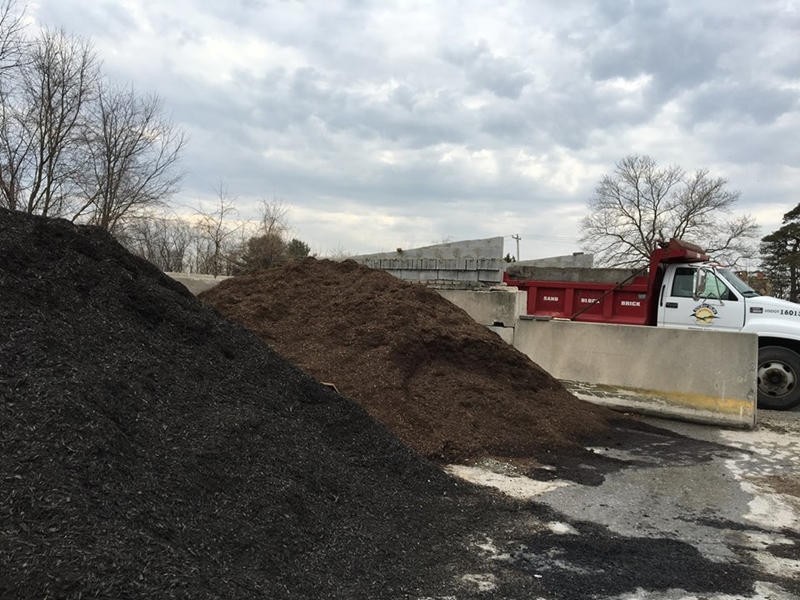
[200,258,619,463]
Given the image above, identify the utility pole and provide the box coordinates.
[511,234,521,261]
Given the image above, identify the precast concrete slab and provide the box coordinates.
[437,287,526,328]
[515,318,758,428]
[350,236,506,284]
[165,272,230,295]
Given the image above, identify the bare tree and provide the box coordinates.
[579,155,759,267]
[256,195,290,237]
[117,212,193,272]
[324,244,351,261]
[0,0,25,73]
[233,195,316,273]
[240,195,290,269]
[73,81,186,232]
[192,182,242,276]
[0,1,25,209]
[0,82,28,210]
[0,27,99,216]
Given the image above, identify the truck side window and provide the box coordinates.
[702,273,736,301]
[671,268,695,298]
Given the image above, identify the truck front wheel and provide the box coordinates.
[758,346,800,410]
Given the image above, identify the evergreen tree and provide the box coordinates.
[760,204,800,301]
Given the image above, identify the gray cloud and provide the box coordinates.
[682,82,799,127]
[25,0,800,257]
[442,39,534,99]
[584,12,723,99]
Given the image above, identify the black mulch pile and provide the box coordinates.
[0,210,520,599]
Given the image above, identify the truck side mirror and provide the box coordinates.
[694,269,707,300]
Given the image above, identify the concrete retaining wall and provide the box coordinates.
[512,252,595,269]
[437,288,526,328]
[513,318,757,428]
[350,237,505,284]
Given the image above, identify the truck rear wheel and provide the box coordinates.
[757,346,800,410]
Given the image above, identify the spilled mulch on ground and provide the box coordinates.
[757,474,800,498]
[200,258,621,464]
[0,210,521,599]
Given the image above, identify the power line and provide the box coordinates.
[516,234,580,245]
[504,233,577,242]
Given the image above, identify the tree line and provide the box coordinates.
[0,1,313,276]
[0,0,185,231]
[117,187,312,277]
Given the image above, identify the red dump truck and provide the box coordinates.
[504,239,800,410]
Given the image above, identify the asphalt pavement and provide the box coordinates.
[450,404,800,599]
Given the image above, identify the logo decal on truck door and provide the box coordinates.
[691,303,719,326]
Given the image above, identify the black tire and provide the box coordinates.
[757,346,800,410]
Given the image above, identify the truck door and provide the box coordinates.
[660,266,745,331]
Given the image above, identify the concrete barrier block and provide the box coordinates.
[350,236,504,263]
[165,272,231,296]
[488,325,514,344]
[438,288,524,327]
[415,270,440,281]
[394,270,420,280]
[562,381,757,429]
[478,258,503,270]
[477,270,503,283]
[513,319,757,428]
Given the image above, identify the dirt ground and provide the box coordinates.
[2,210,798,599]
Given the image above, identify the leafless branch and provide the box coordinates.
[74,80,186,231]
[579,154,758,267]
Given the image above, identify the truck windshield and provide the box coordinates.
[717,268,760,297]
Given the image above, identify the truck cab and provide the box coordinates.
[658,262,800,410]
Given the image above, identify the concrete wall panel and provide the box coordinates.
[165,272,230,296]
[351,237,505,284]
[514,319,757,428]
[437,288,526,327]
[488,325,515,345]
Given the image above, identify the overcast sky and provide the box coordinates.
[28,0,800,260]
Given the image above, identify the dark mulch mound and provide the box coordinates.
[200,258,619,463]
[0,209,520,599]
